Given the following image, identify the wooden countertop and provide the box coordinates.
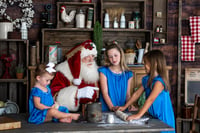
[0,113,174,133]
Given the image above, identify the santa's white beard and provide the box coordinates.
[80,61,99,83]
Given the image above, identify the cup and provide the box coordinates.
[137,48,144,64]
[107,114,114,123]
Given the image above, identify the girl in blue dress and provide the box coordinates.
[28,63,80,124]
[98,41,136,112]
[118,50,175,133]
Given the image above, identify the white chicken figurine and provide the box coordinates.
[60,6,76,23]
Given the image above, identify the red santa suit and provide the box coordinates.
[50,40,99,111]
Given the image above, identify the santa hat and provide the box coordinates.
[66,40,97,85]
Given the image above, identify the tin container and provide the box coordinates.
[128,21,135,29]
[86,102,102,123]
[107,114,114,123]
[160,38,165,44]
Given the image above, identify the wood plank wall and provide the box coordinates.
[1,0,200,115]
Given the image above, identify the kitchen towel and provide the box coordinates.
[189,16,200,43]
[181,36,195,61]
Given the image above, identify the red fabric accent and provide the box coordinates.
[189,16,200,43]
[66,40,92,79]
[181,36,195,61]
[50,70,99,108]
[82,40,93,50]
[50,71,71,96]
[78,80,98,104]
[68,51,81,79]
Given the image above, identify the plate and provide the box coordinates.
[5,100,19,114]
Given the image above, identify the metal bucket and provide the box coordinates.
[86,102,102,123]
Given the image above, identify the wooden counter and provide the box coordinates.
[0,113,174,133]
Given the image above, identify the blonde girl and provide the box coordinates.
[98,41,135,111]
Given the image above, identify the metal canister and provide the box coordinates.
[86,102,102,123]
[128,21,135,29]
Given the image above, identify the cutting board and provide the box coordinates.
[0,116,21,130]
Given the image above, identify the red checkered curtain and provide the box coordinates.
[189,16,200,43]
[181,36,195,61]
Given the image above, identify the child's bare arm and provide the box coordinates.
[134,81,164,119]
[33,96,51,110]
[100,73,114,111]
[118,86,144,111]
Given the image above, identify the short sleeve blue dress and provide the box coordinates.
[142,75,175,133]
[28,85,69,124]
[98,66,133,111]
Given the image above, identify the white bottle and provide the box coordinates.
[104,13,110,28]
[21,22,28,40]
[76,9,85,28]
[113,17,118,28]
[120,13,126,28]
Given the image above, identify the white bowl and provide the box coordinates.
[0,107,5,115]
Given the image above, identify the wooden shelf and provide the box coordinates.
[0,39,27,42]
[0,79,27,83]
[103,29,151,32]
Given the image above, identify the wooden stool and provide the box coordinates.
[190,94,200,133]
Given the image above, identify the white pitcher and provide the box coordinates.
[0,22,13,39]
[137,48,144,64]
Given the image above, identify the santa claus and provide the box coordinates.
[50,40,99,112]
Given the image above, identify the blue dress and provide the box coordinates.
[98,66,133,111]
[142,75,175,133]
[28,86,69,124]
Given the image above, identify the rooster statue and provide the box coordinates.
[60,6,76,23]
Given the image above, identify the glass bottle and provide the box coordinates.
[120,13,126,28]
[159,25,163,32]
[21,22,28,39]
[134,11,141,29]
[156,25,160,32]
[104,13,110,28]
[76,9,85,28]
[113,17,118,28]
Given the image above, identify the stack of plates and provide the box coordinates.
[4,100,19,114]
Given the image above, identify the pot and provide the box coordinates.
[86,102,102,123]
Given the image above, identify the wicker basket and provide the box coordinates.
[125,53,136,65]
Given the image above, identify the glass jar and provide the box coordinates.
[76,9,85,28]
[133,11,141,29]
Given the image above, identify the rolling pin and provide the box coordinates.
[115,110,128,121]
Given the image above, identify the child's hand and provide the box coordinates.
[111,106,119,112]
[128,105,138,111]
[71,113,80,120]
[117,106,126,112]
[127,114,141,121]
[52,103,59,109]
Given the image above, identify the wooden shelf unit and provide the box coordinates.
[56,2,96,29]
[152,0,168,45]
[0,39,29,113]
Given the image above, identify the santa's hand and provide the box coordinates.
[77,86,99,99]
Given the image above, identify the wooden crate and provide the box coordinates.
[57,2,96,29]
[101,0,146,29]
[42,28,93,63]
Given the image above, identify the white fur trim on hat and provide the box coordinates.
[73,78,82,85]
[81,42,97,58]
[56,86,79,111]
